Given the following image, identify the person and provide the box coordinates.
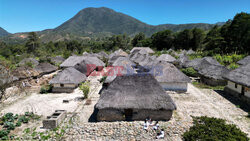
[153,121,159,130]
[143,120,149,131]
[156,129,164,139]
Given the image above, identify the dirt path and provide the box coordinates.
[169,84,250,137]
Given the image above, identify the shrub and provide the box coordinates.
[18,116,29,124]
[4,122,15,130]
[79,82,90,99]
[183,116,249,141]
[228,63,239,70]
[181,67,198,77]
[99,76,107,83]
[25,62,34,68]
[2,113,14,122]
[16,121,22,127]
[0,130,9,140]
[40,85,52,94]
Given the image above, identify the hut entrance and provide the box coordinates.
[124,109,133,121]
[241,86,245,96]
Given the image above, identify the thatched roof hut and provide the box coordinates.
[96,74,176,121]
[237,56,250,66]
[186,49,195,55]
[60,56,85,68]
[108,49,128,65]
[175,54,189,68]
[156,54,176,64]
[185,57,221,71]
[49,56,65,65]
[198,65,229,86]
[129,49,149,64]
[223,64,250,88]
[18,58,39,67]
[130,47,155,54]
[35,63,57,76]
[50,67,86,85]
[95,51,109,60]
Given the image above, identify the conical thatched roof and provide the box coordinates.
[12,66,39,79]
[198,65,229,80]
[186,49,195,55]
[237,56,250,65]
[176,54,189,67]
[50,56,65,64]
[60,56,85,67]
[129,49,149,64]
[150,62,191,83]
[96,74,176,110]
[109,49,128,59]
[156,54,176,63]
[18,58,39,67]
[49,67,86,84]
[35,63,57,75]
[185,57,221,71]
[96,51,109,60]
[105,57,136,84]
[223,63,250,87]
[130,47,155,54]
[139,55,156,67]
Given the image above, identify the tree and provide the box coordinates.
[131,32,146,46]
[191,28,205,50]
[151,30,174,50]
[175,29,193,50]
[25,32,40,53]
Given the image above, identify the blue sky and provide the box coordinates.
[0,0,249,33]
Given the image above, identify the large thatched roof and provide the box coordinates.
[185,57,221,71]
[96,74,176,110]
[60,56,105,68]
[156,54,176,63]
[35,63,57,75]
[109,49,128,59]
[130,47,155,54]
[105,57,136,83]
[95,51,109,60]
[49,56,65,65]
[237,56,250,65]
[186,49,195,55]
[49,67,86,84]
[198,65,229,80]
[129,49,149,64]
[18,58,39,67]
[151,62,191,83]
[223,63,250,87]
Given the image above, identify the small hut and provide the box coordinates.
[156,54,176,64]
[35,63,57,76]
[184,57,221,71]
[151,62,191,92]
[186,49,195,55]
[49,56,65,65]
[108,49,128,65]
[237,56,250,66]
[49,67,87,93]
[223,64,250,104]
[18,58,39,67]
[175,54,189,68]
[129,49,149,65]
[130,47,155,54]
[96,74,176,121]
[95,51,109,60]
[198,65,229,86]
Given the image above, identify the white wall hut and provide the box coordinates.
[151,62,191,92]
[49,67,87,93]
[96,74,176,121]
[223,63,250,104]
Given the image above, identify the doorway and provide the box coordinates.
[241,86,245,96]
[124,109,133,121]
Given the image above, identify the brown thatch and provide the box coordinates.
[237,56,250,65]
[49,67,86,85]
[12,66,40,79]
[49,56,65,65]
[35,63,58,76]
[96,74,176,111]
[18,58,39,67]
[223,63,250,87]
[156,54,176,63]
[130,47,155,54]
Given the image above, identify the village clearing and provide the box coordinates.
[0,75,249,140]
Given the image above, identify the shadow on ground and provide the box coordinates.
[88,107,99,122]
[215,90,250,113]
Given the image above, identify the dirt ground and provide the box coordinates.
[169,84,250,137]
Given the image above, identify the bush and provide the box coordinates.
[40,85,52,94]
[0,130,9,139]
[18,116,29,123]
[99,76,107,83]
[4,122,15,130]
[183,116,249,141]
[16,121,22,127]
[79,82,90,99]
[228,63,239,70]
[181,67,198,77]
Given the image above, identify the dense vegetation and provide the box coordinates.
[183,116,249,141]
[0,12,249,68]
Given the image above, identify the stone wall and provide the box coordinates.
[97,108,173,122]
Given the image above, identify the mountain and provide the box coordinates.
[2,7,220,43]
[0,27,10,37]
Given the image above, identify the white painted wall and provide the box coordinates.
[160,82,187,91]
